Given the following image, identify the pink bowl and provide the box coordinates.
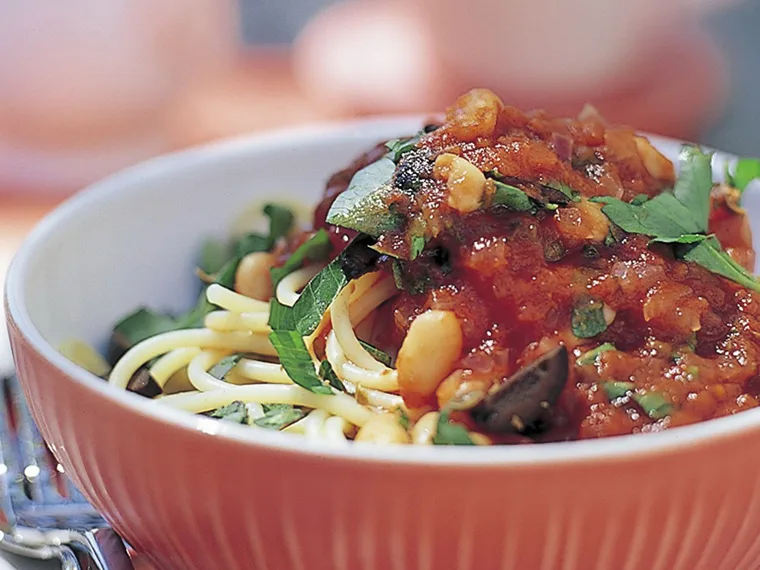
[6,119,760,570]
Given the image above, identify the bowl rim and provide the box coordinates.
[4,116,754,468]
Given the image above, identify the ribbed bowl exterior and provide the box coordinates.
[9,311,760,570]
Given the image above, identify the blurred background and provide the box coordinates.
[0,0,759,290]
[0,0,758,196]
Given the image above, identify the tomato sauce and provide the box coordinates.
[314,89,760,441]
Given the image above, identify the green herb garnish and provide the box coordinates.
[576,343,615,365]
[602,381,634,400]
[359,340,392,367]
[268,236,379,394]
[677,237,760,292]
[253,403,305,430]
[591,145,760,291]
[325,157,401,237]
[673,145,713,233]
[318,360,346,392]
[602,383,673,419]
[112,308,177,349]
[385,133,423,163]
[432,410,475,446]
[397,408,410,430]
[270,229,331,289]
[727,158,760,191]
[632,392,672,419]
[410,235,426,260]
[571,298,608,339]
[208,354,243,380]
[268,330,332,395]
[210,401,249,424]
[491,180,535,212]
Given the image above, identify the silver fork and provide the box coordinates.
[0,373,135,570]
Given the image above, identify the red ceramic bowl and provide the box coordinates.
[6,119,760,570]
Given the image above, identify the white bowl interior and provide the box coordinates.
[7,118,760,464]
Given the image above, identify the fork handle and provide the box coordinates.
[73,528,135,570]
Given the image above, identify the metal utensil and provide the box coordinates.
[0,373,135,570]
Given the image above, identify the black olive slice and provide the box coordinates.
[470,346,569,434]
[126,367,162,398]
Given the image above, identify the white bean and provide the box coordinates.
[397,310,463,403]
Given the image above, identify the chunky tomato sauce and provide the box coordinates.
[315,89,760,442]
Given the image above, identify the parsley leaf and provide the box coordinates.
[210,401,249,424]
[602,381,634,400]
[673,145,713,233]
[602,383,673,419]
[576,343,615,366]
[491,181,535,212]
[268,330,332,395]
[208,354,243,380]
[254,403,305,430]
[571,298,608,339]
[634,392,672,419]
[410,235,426,260]
[433,410,475,445]
[677,237,760,292]
[270,229,331,289]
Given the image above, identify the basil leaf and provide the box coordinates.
[112,308,177,349]
[547,181,581,203]
[270,229,332,288]
[678,237,760,292]
[263,203,295,245]
[208,354,243,380]
[410,235,426,260]
[268,330,332,394]
[292,262,348,336]
[603,381,634,400]
[234,233,269,258]
[571,298,608,339]
[268,297,296,330]
[210,401,249,424]
[326,157,402,237]
[491,181,535,212]
[630,194,649,206]
[673,145,713,233]
[576,343,615,366]
[254,403,305,430]
[290,236,379,335]
[432,410,475,445]
[318,360,346,392]
[200,239,232,274]
[633,392,672,420]
[359,340,392,367]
